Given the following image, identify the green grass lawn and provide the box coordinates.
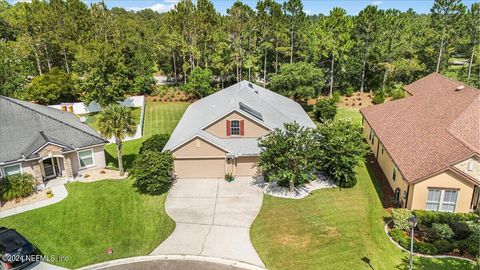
[79,107,142,131]
[0,179,175,269]
[336,107,362,125]
[105,101,189,170]
[250,108,476,270]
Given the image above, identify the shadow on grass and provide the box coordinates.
[361,256,375,270]
[395,256,478,270]
[105,153,138,171]
[364,156,387,208]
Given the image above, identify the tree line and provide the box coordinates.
[0,0,479,105]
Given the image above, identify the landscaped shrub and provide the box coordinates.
[390,228,410,248]
[314,98,337,123]
[432,239,454,254]
[432,223,454,239]
[0,173,36,201]
[139,134,170,154]
[450,221,471,240]
[458,234,479,256]
[130,151,174,195]
[414,242,438,255]
[391,88,405,100]
[344,86,354,97]
[413,210,478,226]
[332,92,341,103]
[372,91,385,104]
[392,208,413,230]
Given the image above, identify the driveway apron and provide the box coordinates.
[151,177,265,268]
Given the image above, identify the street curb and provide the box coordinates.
[384,220,478,264]
[78,255,267,270]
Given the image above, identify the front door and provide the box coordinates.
[43,158,59,180]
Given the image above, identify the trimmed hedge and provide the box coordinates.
[412,210,478,226]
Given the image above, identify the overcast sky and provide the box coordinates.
[9,0,480,15]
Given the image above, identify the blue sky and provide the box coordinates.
[10,0,480,15]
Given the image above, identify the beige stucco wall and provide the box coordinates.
[69,145,106,176]
[410,171,475,213]
[204,111,269,139]
[173,137,226,158]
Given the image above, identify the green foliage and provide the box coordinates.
[139,134,170,154]
[412,210,478,226]
[432,223,454,239]
[269,62,325,100]
[450,222,471,240]
[131,151,174,195]
[183,67,215,99]
[26,68,78,105]
[390,228,410,248]
[458,234,480,257]
[433,239,454,254]
[372,91,385,104]
[390,88,406,100]
[0,173,35,201]
[258,122,319,190]
[332,92,341,103]
[316,120,368,188]
[343,86,354,97]
[391,208,413,230]
[414,242,438,255]
[314,98,337,123]
[225,173,235,182]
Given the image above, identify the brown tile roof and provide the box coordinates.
[360,73,479,183]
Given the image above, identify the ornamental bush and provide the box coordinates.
[390,228,410,248]
[139,134,170,154]
[450,221,471,240]
[413,210,478,226]
[0,173,35,201]
[372,91,385,104]
[432,223,454,239]
[131,151,174,195]
[414,242,437,255]
[392,208,413,230]
[432,239,454,254]
[314,98,337,123]
[459,234,480,256]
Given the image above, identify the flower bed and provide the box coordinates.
[388,209,479,260]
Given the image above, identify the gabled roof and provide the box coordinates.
[163,81,315,155]
[360,73,480,183]
[0,96,107,163]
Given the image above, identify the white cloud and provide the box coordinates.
[127,3,175,13]
[163,0,180,3]
[371,1,383,6]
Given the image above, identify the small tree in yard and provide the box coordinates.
[97,104,136,176]
[0,174,35,201]
[316,120,368,188]
[139,134,170,154]
[258,122,320,192]
[131,151,174,194]
[183,67,215,99]
[314,98,337,123]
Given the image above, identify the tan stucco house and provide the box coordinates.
[163,81,315,179]
[360,73,480,213]
[0,96,108,185]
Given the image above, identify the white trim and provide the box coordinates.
[169,135,230,153]
[200,108,272,132]
[77,148,96,170]
[31,141,69,155]
[1,163,23,178]
[425,188,458,213]
[230,119,241,136]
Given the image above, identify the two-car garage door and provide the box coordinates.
[174,158,225,179]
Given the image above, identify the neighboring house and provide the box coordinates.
[360,73,480,213]
[0,96,108,184]
[163,81,315,179]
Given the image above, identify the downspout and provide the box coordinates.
[376,139,380,159]
[404,182,410,209]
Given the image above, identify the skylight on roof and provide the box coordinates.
[239,102,263,120]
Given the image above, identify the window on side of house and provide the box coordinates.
[78,149,95,168]
[425,189,458,212]
[392,167,397,181]
[230,120,240,136]
[3,164,22,177]
[441,190,458,212]
[426,189,441,211]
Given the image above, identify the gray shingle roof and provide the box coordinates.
[0,96,107,163]
[163,81,315,156]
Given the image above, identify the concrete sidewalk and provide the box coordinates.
[151,178,265,268]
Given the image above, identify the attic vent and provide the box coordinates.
[248,83,253,89]
[239,102,263,120]
[455,85,465,91]
[468,161,474,171]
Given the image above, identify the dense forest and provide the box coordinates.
[0,0,478,105]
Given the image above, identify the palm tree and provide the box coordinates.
[97,104,136,176]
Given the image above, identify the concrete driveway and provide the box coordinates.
[151,177,265,268]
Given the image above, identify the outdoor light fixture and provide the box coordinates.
[408,215,418,270]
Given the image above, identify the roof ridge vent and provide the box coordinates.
[248,83,253,88]
[455,85,465,91]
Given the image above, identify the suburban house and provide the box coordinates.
[360,73,479,213]
[163,81,315,179]
[0,96,108,184]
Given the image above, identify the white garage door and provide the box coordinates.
[174,158,225,179]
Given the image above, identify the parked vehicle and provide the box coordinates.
[0,227,39,270]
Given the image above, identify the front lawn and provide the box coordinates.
[0,179,175,269]
[336,107,362,125]
[80,107,142,131]
[250,163,476,270]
